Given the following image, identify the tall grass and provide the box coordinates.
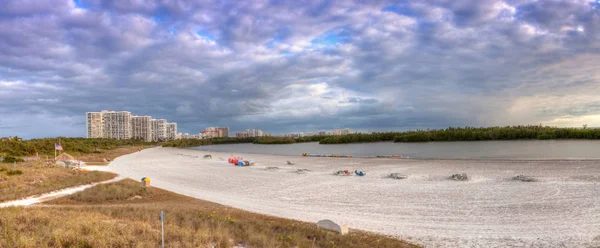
[65,179,151,203]
[0,162,116,202]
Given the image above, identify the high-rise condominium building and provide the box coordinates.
[151,119,167,141]
[86,112,103,138]
[101,110,132,139]
[341,128,351,135]
[167,123,178,140]
[86,111,177,141]
[333,129,342,136]
[131,116,153,142]
[217,127,229,138]
[245,129,264,137]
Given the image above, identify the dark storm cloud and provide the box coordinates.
[1,0,600,138]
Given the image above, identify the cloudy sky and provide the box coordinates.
[1,0,599,138]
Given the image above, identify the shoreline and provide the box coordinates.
[108,147,600,247]
[186,146,600,162]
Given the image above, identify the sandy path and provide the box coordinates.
[108,147,600,247]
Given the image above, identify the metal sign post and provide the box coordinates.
[161,210,165,248]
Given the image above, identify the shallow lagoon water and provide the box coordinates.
[192,140,600,159]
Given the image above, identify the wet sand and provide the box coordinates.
[108,147,600,247]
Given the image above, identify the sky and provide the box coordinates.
[1,0,599,138]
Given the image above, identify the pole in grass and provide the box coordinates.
[161,210,165,248]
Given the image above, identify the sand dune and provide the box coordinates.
[108,147,600,247]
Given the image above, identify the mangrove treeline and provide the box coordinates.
[5,126,600,153]
[163,125,600,147]
[393,126,600,142]
[322,126,600,143]
[0,137,156,157]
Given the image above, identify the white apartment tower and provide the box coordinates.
[131,116,153,142]
[86,112,104,138]
[245,129,264,137]
[86,111,177,141]
[101,110,132,139]
[166,123,177,140]
[151,119,167,141]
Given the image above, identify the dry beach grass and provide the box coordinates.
[0,161,116,202]
[0,179,418,248]
[0,146,151,202]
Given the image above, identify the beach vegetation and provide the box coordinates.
[5,169,23,176]
[393,125,600,142]
[0,161,116,202]
[0,137,156,157]
[1,156,24,163]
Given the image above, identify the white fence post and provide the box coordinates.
[161,210,165,248]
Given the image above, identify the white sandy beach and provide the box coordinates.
[107,147,600,247]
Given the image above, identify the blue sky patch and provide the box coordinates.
[196,30,215,41]
[383,3,417,17]
[266,28,291,48]
[311,27,351,47]
[151,8,171,24]
[73,0,87,9]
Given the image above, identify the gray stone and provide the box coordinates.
[513,174,537,182]
[388,173,407,179]
[450,173,468,181]
[317,219,348,235]
[295,169,310,174]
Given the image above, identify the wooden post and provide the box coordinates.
[161,211,165,248]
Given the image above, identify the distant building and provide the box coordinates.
[180,133,199,139]
[101,110,132,140]
[202,127,218,139]
[341,128,351,135]
[166,123,177,141]
[217,127,229,138]
[245,129,264,137]
[333,129,342,136]
[284,133,302,138]
[235,132,249,138]
[131,116,152,142]
[318,131,327,136]
[151,119,167,141]
[86,110,178,141]
[201,127,229,138]
[86,112,104,138]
